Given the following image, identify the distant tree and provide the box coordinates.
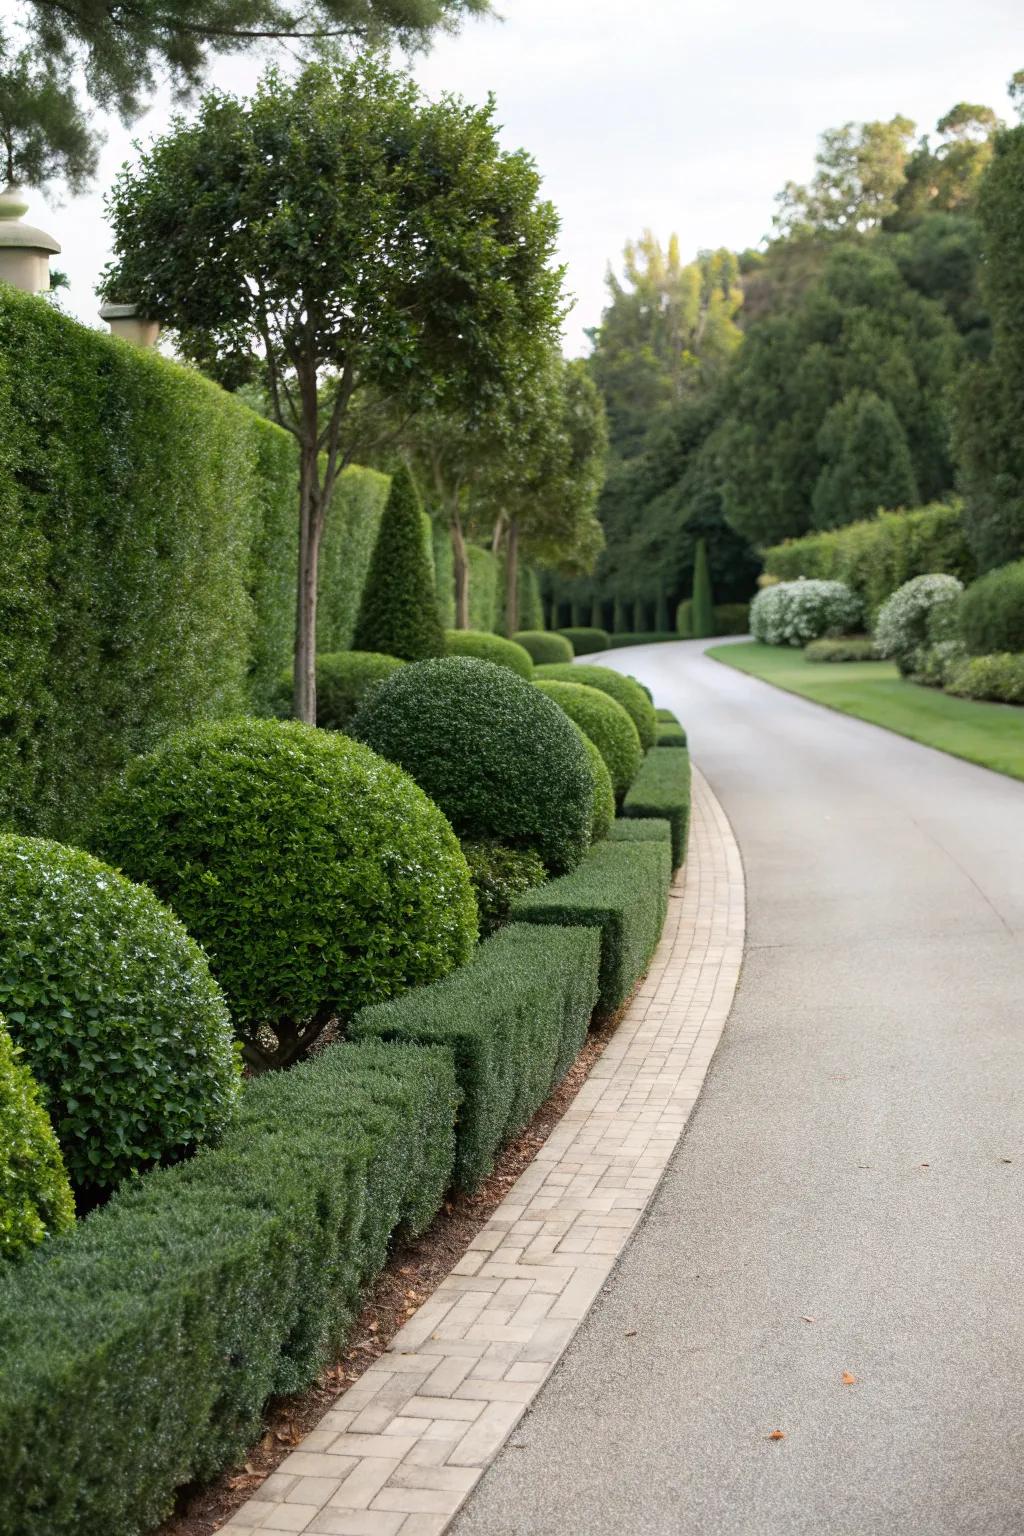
[0,43,97,191]
[102,58,563,720]
[353,465,444,659]
[774,116,916,238]
[811,391,919,528]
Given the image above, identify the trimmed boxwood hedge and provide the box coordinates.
[534,678,643,799]
[90,719,478,1068]
[656,721,688,748]
[351,657,593,874]
[351,923,601,1191]
[607,816,673,845]
[957,561,1024,656]
[511,841,671,1019]
[556,627,609,654]
[575,727,615,842]
[0,1020,75,1262]
[623,748,692,870]
[445,630,534,678]
[535,663,657,750]
[272,651,405,731]
[0,1040,458,1536]
[513,630,574,664]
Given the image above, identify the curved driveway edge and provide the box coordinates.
[225,766,745,1536]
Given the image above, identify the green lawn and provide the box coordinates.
[707,641,1024,782]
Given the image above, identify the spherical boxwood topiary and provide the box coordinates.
[272,652,406,732]
[0,1018,75,1260]
[90,719,479,1069]
[351,657,593,874]
[444,630,534,679]
[0,836,241,1193]
[534,663,657,751]
[535,679,642,800]
[957,561,1024,657]
[513,630,574,664]
[556,627,609,655]
[573,725,615,842]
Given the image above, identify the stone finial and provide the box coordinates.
[98,300,160,348]
[0,185,60,294]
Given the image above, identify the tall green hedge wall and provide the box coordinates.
[314,466,391,653]
[762,502,975,615]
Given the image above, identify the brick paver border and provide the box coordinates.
[226,766,745,1536]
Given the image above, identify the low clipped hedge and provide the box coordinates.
[513,630,574,664]
[655,710,688,748]
[0,1040,458,1536]
[0,836,240,1194]
[352,658,593,875]
[535,679,643,799]
[272,651,405,731]
[511,841,670,1019]
[445,630,534,679]
[945,653,1024,704]
[608,816,673,846]
[575,726,615,842]
[352,923,601,1191]
[676,602,749,638]
[461,841,547,937]
[0,1021,74,1262]
[556,627,609,655]
[606,632,677,646]
[803,636,878,662]
[623,748,692,870]
[535,663,657,750]
[957,561,1024,656]
[90,719,478,1068]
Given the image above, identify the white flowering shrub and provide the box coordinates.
[749,579,862,647]
[873,574,964,678]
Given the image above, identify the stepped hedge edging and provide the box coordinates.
[623,748,693,870]
[511,840,671,1018]
[0,1040,460,1536]
[352,923,601,1190]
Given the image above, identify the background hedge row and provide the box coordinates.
[623,748,693,870]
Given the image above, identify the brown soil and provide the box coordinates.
[155,1005,624,1536]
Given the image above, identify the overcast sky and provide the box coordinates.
[34,0,1024,354]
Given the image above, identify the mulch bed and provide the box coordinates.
[155,1005,625,1536]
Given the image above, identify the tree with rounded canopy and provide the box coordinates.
[101,56,564,721]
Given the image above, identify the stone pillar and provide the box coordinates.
[98,301,160,348]
[0,185,60,294]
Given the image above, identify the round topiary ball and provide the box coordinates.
[351,657,592,874]
[272,652,406,732]
[573,725,615,841]
[444,631,534,680]
[0,836,241,1194]
[90,720,478,1069]
[535,663,657,749]
[0,1018,75,1260]
[513,630,574,665]
[535,679,642,799]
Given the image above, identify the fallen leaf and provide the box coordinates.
[920,1163,930,1169]
[801,1316,815,1324]
[625,1329,638,1337]
[767,1430,786,1441]
[841,1372,857,1385]
[999,1158,1013,1165]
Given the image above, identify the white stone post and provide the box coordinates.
[0,185,60,293]
[98,301,160,348]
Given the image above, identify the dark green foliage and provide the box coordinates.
[89,720,477,1068]
[656,722,688,748]
[513,630,574,664]
[575,728,615,842]
[945,653,1024,704]
[606,632,678,646]
[810,390,919,528]
[0,287,297,839]
[0,1039,458,1536]
[0,1020,75,1262]
[353,467,445,661]
[0,836,239,1194]
[957,561,1024,655]
[316,469,393,652]
[623,748,693,870]
[351,658,592,874]
[511,842,671,1018]
[691,537,715,638]
[534,680,642,799]
[534,663,657,751]
[763,502,974,616]
[607,817,673,845]
[714,603,751,634]
[556,627,609,654]
[804,636,878,662]
[352,924,601,1189]
[272,652,406,731]
[444,630,534,678]
[460,842,547,937]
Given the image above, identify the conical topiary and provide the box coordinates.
[353,465,445,661]
[691,538,715,639]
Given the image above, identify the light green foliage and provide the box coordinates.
[353,467,445,661]
[774,116,917,237]
[468,546,499,631]
[873,574,964,677]
[957,560,1024,654]
[498,563,544,632]
[0,1039,459,1536]
[556,627,609,654]
[691,537,714,637]
[534,680,642,799]
[763,502,974,616]
[656,721,688,747]
[352,657,593,874]
[271,652,405,731]
[352,924,601,1189]
[432,522,456,629]
[0,836,240,1194]
[622,748,693,870]
[0,1020,74,1262]
[444,630,534,678]
[511,841,671,1018]
[575,727,615,842]
[946,653,1024,703]
[316,468,392,652]
[804,636,878,662]
[534,663,657,750]
[458,841,547,938]
[750,580,862,647]
[90,719,477,1068]
[607,817,673,846]
[514,630,574,664]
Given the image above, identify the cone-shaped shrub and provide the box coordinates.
[691,538,715,639]
[352,466,445,660]
[0,1019,75,1260]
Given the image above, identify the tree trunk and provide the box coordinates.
[505,519,519,638]
[293,445,322,724]
[451,508,470,630]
